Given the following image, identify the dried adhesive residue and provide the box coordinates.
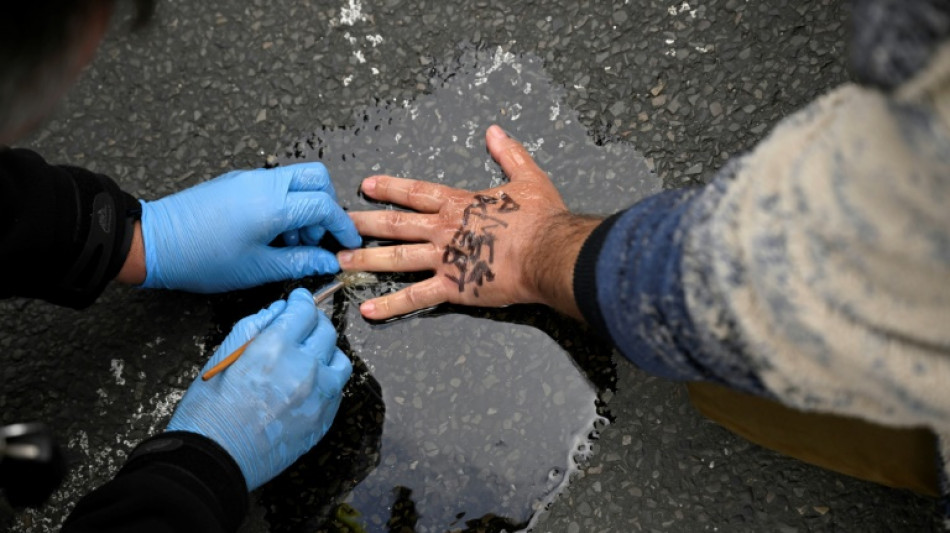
[247,47,660,532]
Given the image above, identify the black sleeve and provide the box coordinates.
[62,432,249,533]
[0,147,140,309]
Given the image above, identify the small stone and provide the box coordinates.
[667,96,681,114]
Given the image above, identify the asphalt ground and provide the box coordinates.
[1,0,940,531]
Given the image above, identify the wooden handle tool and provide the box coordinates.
[201,280,346,381]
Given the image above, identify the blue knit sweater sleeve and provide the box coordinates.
[572,169,767,397]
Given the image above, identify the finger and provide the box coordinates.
[262,288,320,345]
[299,224,327,246]
[283,227,327,247]
[285,191,362,248]
[262,247,341,279]
[348,210,443,242]
[337,243,440,272]
[301,310,338,365]
[316,349,352,399]
[282,229,301,246]
[359,277,447,320]
[284,162,338,200]
[204,299,288,371]
[361,175,458,213]
[485,125,551,186]
[303,369,346,440]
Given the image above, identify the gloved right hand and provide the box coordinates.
[166,288,352,491]
[140,162,361,293]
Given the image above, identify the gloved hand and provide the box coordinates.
[166,288,352,491]
[140,162,361,293]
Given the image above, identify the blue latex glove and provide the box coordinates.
[140,163,361,293]
[166,288,352,491]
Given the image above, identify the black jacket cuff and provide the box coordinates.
[57,166,141,307]
[0,148,140,309]
[119,432,249,531]
[572,211,624,341]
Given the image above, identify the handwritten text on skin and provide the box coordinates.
[442,193,521,296]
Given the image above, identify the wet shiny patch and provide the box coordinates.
[246,47,660,532]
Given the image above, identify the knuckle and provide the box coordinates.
[385,211,405,233]
[376,297,393,315]
[402,286,421,309]
[337,353,354,374]
[390,245,408,266]
[509,168,538,182]
[506,144,530,162]
[407,180,429,202]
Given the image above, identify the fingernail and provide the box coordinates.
[360,301,376,316]
[362,177,377,195]
[337,250,353,266]
[488,125,507,140]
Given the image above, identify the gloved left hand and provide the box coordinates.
[140,162,361,293]
[166,288,352,491]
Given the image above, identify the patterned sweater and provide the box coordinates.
[573,0,950,503]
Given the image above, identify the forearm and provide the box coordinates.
[62,432,248,533]
[569,183,768,391]
[576,48,950,427]
[0,148,140,308]
[680,63,950,426]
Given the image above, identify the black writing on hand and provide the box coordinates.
[443,192,520,295]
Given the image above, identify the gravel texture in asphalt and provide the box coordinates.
[1,0,939,531]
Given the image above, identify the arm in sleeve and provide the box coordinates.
[572,170,769,397]
[61,432,249,533]
[0,148,140,309]
[574,45,950,427]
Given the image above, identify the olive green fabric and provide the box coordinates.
[687,382,939,497]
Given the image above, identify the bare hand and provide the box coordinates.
[338,126,601,320]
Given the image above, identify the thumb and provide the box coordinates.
[485,125,552,186]
[202,299,288,372]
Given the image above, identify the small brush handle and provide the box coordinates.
[201,341,249,380]
[201,281,347,381]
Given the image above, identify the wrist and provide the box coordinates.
[115,221,146,284]
[522,212,603,320]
